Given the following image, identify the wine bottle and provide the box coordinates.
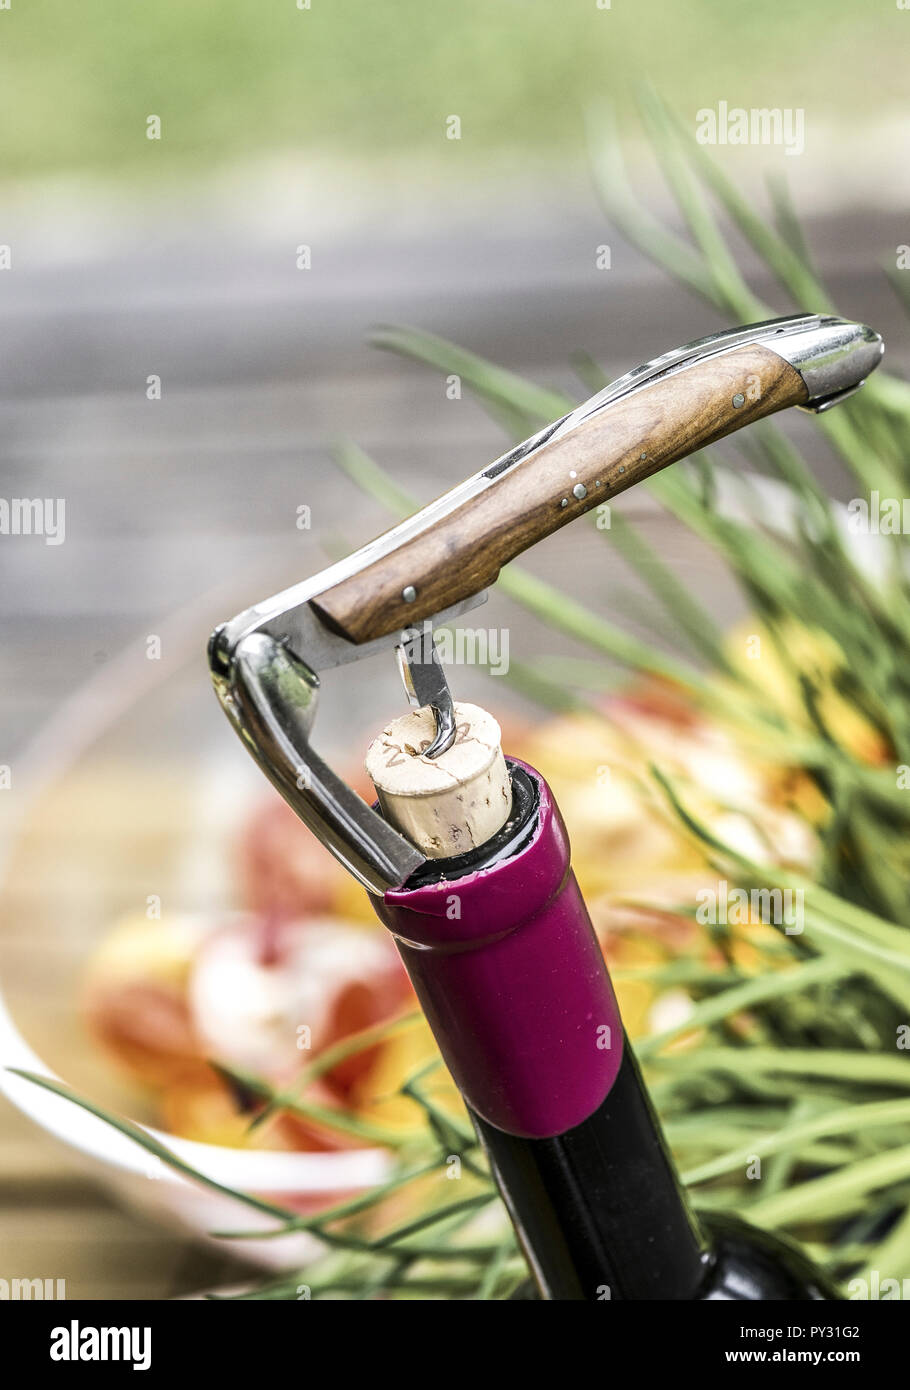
[372,758,840,1301]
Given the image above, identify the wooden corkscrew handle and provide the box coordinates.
[311,342,806,643]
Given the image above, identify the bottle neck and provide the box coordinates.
[375,759,711,1298]
[470,1036,709,1299]
[377,763,625,1138]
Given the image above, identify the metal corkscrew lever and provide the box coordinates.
[208,312,883,894]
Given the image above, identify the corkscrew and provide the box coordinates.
[208,313,883,894]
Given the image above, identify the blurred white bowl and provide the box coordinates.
[0,575,392,1268]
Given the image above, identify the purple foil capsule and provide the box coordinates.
[373,760,624,1139]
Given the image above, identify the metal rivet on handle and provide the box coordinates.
[572,483,587,500]
[402,585,417,603]
[732,393,745,408]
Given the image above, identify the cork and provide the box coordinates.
[364,702,512,858]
